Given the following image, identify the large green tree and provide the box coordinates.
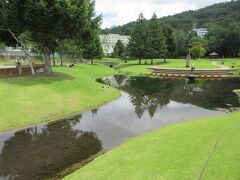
[113,40,125,58]
[0,0,99,73]
[163,26,176,58]
[127,13,147,65]
[190,46,206,59]
[145,13,167,64]
[81,5,103,65]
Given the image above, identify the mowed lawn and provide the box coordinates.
[65,111,240,180]
[0,64,120,132]
[114,58,236,75]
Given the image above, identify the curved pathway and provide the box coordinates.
[211,61,229,69]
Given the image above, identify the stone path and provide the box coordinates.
[211,61,228,69]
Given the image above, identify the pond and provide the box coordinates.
[0,75,239,180]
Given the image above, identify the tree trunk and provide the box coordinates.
[151,59,153,65]
[43,47,52,74]
[52,53,56,66]
[27,57,35,75]
[60,53,63,66]
[24,49,35,75]
[91,59,94,65]
[17,63,22,75]
[164,55,166,63]
[139,58,142,65]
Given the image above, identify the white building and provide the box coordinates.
[193,24,208,38]
[195,28,208,38]
[100,34,131,55]
[0,46,40,57]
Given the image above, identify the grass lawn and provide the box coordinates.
[114,58,222,75]
[65,111,240,180]
[0,64,120,132]
[215,58,240,69]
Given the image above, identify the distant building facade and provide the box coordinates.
[193,24,208,38]
[100,34,130,55]
[0,47,40,57]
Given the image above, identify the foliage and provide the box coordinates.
[0,0,101,73]
[104,0,240,58]
[174,30,188,56]
[190,46,206,59]
[145,13,167,62]
[81,3,103,64]
[113,40,125,58]
[18,31,40,53]
[189,36,208,49]
[0,41,5,51]
[127,13,175,64]
[127,13,147,64]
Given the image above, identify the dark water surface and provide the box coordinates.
[0,76,239,179]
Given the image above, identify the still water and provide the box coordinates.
[0,76,239,179]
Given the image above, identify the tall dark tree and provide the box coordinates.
[163,26,176,59]
[145,13,167,64]
[82,1,103,64]
[174,30,188,57]
[113,40,125,58]
[127,13,147,65]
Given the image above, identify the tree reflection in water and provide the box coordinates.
[0,119,102,180]
[0,75,239,179]
[104,75,240,119]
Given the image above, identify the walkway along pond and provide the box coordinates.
[0,76,239,179]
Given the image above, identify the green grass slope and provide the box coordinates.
[65,111,240,180]
[0,64,120,132]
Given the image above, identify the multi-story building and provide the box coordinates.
[195,28,208,38]
[100,34,131,55]
[193,24,208,38]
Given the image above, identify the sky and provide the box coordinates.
[95,0,230,28]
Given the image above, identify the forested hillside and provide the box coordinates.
[103,1,240,57]
[103,0,240,35]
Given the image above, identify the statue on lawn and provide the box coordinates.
[186,48,191,68]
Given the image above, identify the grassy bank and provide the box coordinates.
[0,64,120,132]
[65,111,240,180]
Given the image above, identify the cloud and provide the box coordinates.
[95,0,230,28]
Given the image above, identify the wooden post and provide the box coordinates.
[16,62,22,75]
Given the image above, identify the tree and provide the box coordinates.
[174,30,188,57]
[57,40,82,66]
[113,40,125,58]
[145,13,167,64]
[127,13,147,65]
[0,0,98,73]
[190,46,206,59]
[81,4,103,65]
[190,36,208,49]
[163,26,176,60]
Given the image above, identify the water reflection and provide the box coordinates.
[101,75,240,115]
[0,120,102,180]
[0,75,239,179]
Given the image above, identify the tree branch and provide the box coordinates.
[0,28,24,47]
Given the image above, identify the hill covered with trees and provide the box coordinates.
[103,1,240,35]
[104,0,240,58]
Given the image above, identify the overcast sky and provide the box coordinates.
[95,0,230,28]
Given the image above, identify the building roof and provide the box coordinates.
[209,52,219,56]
